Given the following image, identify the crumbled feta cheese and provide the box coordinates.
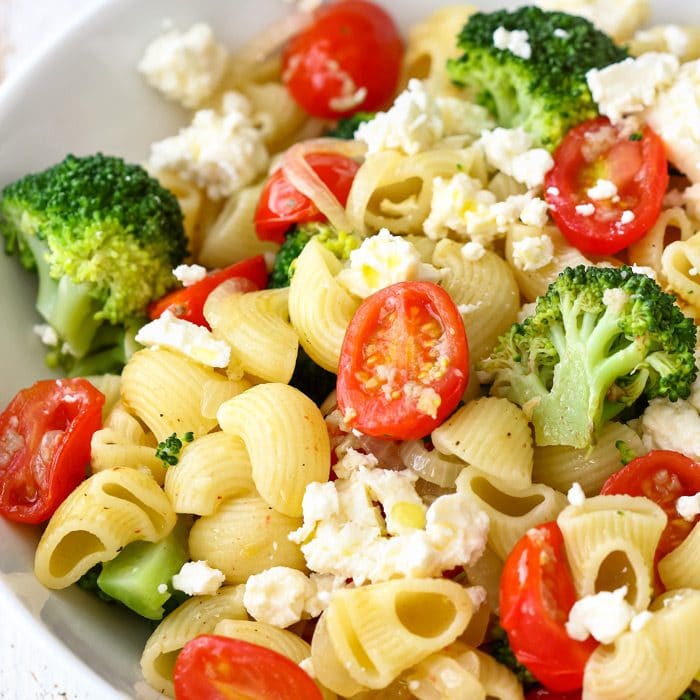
[587,178,618,200]
[567,482,586,506]
[466,585,488,610]
[554,28,570,39]
[436,98,495,139]
[157,583,168,595]
[630,610,653,632]
[511,149,555,188]
[641,398,700,461]
[479,127,532,174]
[620,210,636,225]
[565,586,635,644]
[135,310,231,367]
[512,235,554,271]
[355,79,443,155]
[173,263,207,286]
[493,27,532,60]
[33,324,59,347]
[676,492,700,521]
[517,302,538,323]
[243,567,313,628]
[520,197,550,227]
[336,229,443,298]
[333,447,378,480]
[461,240,486,261]
[138,23,228,109]
[587,53,680,123]
[630,264,657,280]
[304,573,347,617]
[172,560,225,596]
[602,288,629,315]
[575,202,596,216]
[148,90,269,199]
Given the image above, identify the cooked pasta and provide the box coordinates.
[657,522,700,590]
[661,231,700,310]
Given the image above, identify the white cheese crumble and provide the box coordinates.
[575,202,596,216]
[565,586,635,644]
[620,210,636,225]
[602,288,630,315]
[520,197,550,227]
[493,27,532,60]
[630,610,653,632]
[173,263,207,287]
[461,240,486,261]
[478,127,553,187]
[138,23,228,109]
[148,90,269,199]
[676,492,700,521]
[511,149,555,188]
[554,28,570,39]
[587,178,618,200]
[336,229,443,298]
[157,583,168,595]
[243,567,313,628]
[511,235,554,271]
[333,447,378,480]
[135,310,231,367]
[641,398,700,461]
[567,482,586,506]
[586,52,680,123]
[171,560,225,596]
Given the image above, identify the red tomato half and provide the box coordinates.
[173,635,323,700]
[545,117,668,255]
[527,690,582,700]
[282,0,403,119]
[601,450,700,560]
[337,281,469,440]
[0,378,104,524]
[500,522,598,692]
[254,153,360,243]
[148,255,268,328]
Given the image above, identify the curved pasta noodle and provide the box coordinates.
[657,522,700,590]
[288,239,359,373]
[463,545,503,614]
[432,239,520,363]
[557,495,667,611]
[140,585,247,697]
[164,432,256,516]
[214,618,310,661]
[661,232,700,310]
[153,169,203,254]
[532,422,646,496]
[431,397,533,489]
[217,382,330,516]
[583,589,700,700]
[313,578,474,693]
[90,401,165,484]
[188,495,305,582]
[205,285,298,383]
[406,652,486,699]
[34,467,175,589]
[456,466,567,560]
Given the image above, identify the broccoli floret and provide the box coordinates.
[156,431,194,467]
[481,265,697,448]
[679,690,700,700]
[446,6,628,149]
[483,626,537,691]
[0,153,188,373]
[324,112,376,140]
[269,221,361,288]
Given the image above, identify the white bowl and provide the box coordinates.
[0,0,695,696]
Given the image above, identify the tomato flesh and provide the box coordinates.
[545,117,668,255]
[500,522,598,692]
[254,153,360,243]
[282,0,403,119]
[337,281,469,441]
[0,378,104,524]
[173,635,323,700]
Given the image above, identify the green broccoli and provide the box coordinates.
[482,626,537,691]
[446,6,628,149]
[155,431,194,467]
[269,221,361,288]
[0,153,188,374]
[324,111,376,140]
[480,265,697,448]
[678,689,700,700]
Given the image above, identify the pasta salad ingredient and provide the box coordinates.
[281,0,403,119]
[0,378,104,523]
[337,281,469,440]
[544,117,669,254]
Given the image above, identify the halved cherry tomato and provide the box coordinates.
[254,153,360,243]
[173,635,323,700]
[545,117,668,255]
[148,255,268,328]
[500,522,598,692]
[600,450,700,560]
[527,690,582,700]
[0,378,104,524]
[282,0,403,119]
[336,281,469,440]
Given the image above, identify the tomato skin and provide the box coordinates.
[0,378,104,524]
[500,522,598,692]
[254,153,360,243]
[600,450,700,559]
[282,0,403,119]
[545,117,668,255]
[336,281,469,441]
[148,255,268,328]
[173,635,323,700]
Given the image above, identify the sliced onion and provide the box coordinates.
[399,440,465,488]
[231,11,313,66]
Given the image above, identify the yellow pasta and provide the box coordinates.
[657,522,700,590]
[661,231,700,310]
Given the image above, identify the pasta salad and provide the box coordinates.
[1,1,700,699]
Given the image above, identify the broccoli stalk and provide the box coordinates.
[155,431,194,467]
[481,265,697,448]
[0,153,188,374]
[482,626,537,691]
[446,7,628,149]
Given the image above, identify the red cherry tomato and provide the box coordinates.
[173,635,323,700]
[500,522,598,692]
[545,117,668,255]
[0,378,104,524]
[148,255,268,328]
[600,450,700,560]
[337,281,469,440]
[282,0,403,119]
[254,153,360,243]
[527,690,582,700]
